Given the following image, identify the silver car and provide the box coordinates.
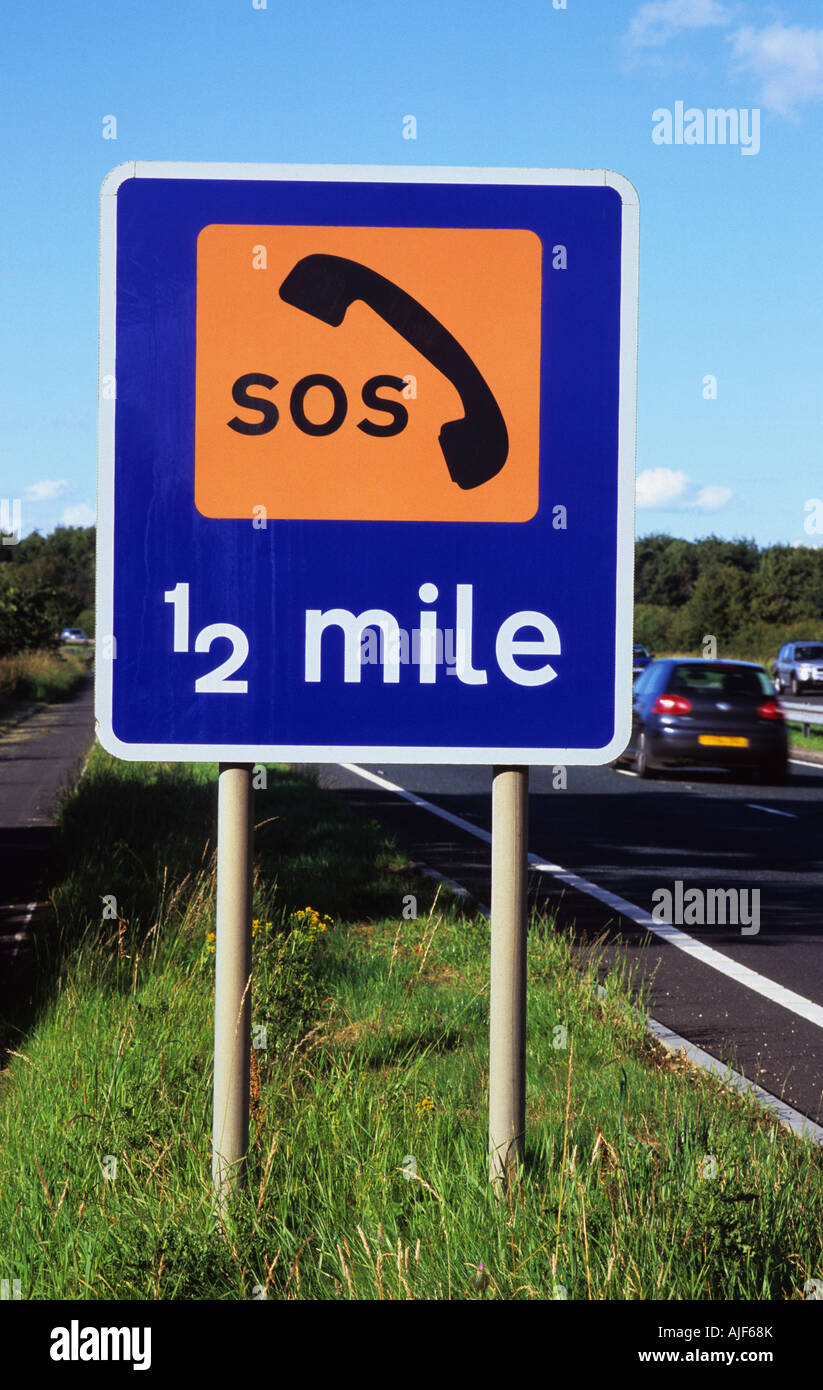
[772,641,823,696]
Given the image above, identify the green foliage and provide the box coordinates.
[754,545,823,625]
[74,606,95,636]
[633,604,670,653]
[0,525,95,653]
[634,534,823,662]
[0,576,61,655]
[2,753,823,1301]
[635,534,699,608]
[251,907,333,1057]
[0,650,88,705]
[676,563,754,649]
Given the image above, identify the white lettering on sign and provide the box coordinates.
[164,582,250,693]
[496,611,560,686]
[305,608,401,683]
[304,584,561,687]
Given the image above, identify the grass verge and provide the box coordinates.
[786,722,823,755]
[0,648,90,713]
[0,747,822,1299]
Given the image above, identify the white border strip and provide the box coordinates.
[96,162,638,766]
[101,162,640,197]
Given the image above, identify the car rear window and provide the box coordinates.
[669,664,772,697]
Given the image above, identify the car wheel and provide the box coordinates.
[635,732,654,779]
[761,758,788,785]
[774,674,782,694]
[791,675,800,696]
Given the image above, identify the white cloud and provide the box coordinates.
[729,23,823,115]
[60,502,96,528]
[691,483,733,510]
[24,479,69,502]
[637,467,690,508]
[627,0,732,52]
[636,468,732,511]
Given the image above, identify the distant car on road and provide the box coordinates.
[772,641,823,696]
[60,628,89,644]
[632,643,654,678]
[614,657,788,782]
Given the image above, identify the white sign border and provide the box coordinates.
[97,162,638,765]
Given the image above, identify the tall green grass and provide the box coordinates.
[1,748,822,1299]
[0,648,89,708]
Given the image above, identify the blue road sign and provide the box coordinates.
[97,163,638,764]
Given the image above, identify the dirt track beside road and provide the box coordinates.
[0,679,95,1023]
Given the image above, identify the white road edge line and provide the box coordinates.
[609,757,819,775]
[745,802,798,818]
[416,864,478,907]
[350,770,823,1146]
[8,900,38,965]
[340,762,823,1033]
[642,1017,823,1145]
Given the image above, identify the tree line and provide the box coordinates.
[0,526,95,656]
[635,534,823,662]
[2,526,822,665]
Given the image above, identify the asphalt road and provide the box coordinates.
[0,679,95,1019]
[305,753,823,1126]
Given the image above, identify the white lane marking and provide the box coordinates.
[745,802,798,819]
[340,762,823,1032]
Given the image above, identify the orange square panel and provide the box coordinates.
[194,225,542,522]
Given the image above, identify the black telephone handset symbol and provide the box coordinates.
[278,253,509,490]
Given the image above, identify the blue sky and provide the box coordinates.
[2,0,822,547]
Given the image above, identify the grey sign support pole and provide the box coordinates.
[488,764,529,1187]
[212,762,254,1209]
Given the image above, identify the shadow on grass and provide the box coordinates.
[0,752,438,1056]
[356,1025,465,1068]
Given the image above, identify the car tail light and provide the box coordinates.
[652,694,692,714]
[757,699,784,721]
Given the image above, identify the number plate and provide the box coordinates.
[698,735,749,747]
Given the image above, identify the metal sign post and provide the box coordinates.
[211,763,254,1208]
[488,766,529,1187]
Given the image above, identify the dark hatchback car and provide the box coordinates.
[615,658,788,782]
[632,643,654,678]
